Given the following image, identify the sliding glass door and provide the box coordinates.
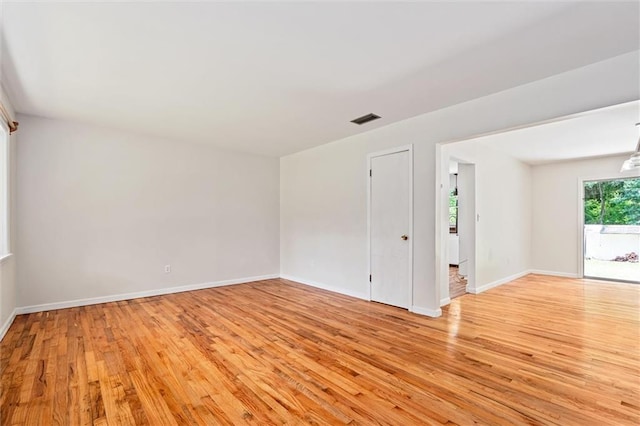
[583,177,640,283]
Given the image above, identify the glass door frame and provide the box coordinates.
[578,174,640,283]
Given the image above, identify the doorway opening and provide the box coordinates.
[447,166,467,299]
[583,177,640,283]
[448,171,466,299]
[438,155,476,305]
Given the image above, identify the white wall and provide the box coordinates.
[531,155,640,276]
[280,52,639,316]
[280,140,368,298]
[16,115,280,309]
[584,226,639,260]
[0,83,18,339]
[441,142,532,298]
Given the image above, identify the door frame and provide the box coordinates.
[367,145,414,309]
[578,173,640,280]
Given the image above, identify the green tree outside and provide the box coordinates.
[584,178,640,225]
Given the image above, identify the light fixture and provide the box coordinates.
[620,122,640,172]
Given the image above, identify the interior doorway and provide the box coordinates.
[438,155,476,305]
[448,168,467,299]
[582,176,640,283]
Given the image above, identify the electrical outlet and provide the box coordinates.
[164,264,171,273]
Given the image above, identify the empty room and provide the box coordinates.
[1,1,639,425]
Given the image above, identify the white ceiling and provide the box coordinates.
[1,1,639,157]
[469,100,640,165]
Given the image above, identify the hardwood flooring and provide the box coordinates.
[1,275,639,425]
[449,266,467,299]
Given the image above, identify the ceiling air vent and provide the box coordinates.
[351,113,381,125]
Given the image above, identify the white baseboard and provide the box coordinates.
[280,274,369,300]
[0,308,17,341]
[439,297,451,307]
[15,274,279,315]
[528,269,579,278]
[466,270,530,295]
[281,275,445,318]
[411,305,442,318]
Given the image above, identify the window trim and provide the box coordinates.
[0,120,10,257]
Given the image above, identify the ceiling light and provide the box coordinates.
[621,122,640,172]
[351,113,381,125]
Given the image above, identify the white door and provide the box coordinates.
[370,149,411,309]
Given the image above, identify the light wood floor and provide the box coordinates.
[449,266,467,299]
[1,275,639,425]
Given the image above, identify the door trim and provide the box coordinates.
[366,145,414,309]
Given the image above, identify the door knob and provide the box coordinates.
[401,234,408,240]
